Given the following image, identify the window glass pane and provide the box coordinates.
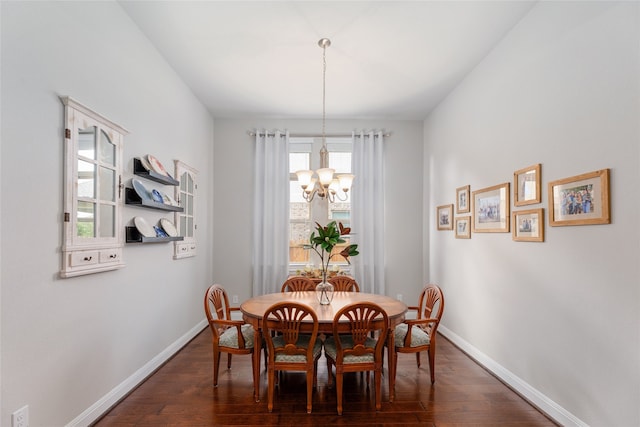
[99,204,115,237]
[187,217,193,237]
[77,201,95,237]
[180,172,187,192]
[78,160,95,198]
[99,130,115,166]
[187,195,193,215]
[289,152,309,173]
[99,166,115,201]
[289,222,310,263]
[78,127,96,159]
[187,174,193,193]
[329,152,351,173]
[180,215,187,236]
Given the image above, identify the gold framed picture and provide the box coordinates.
[514,164,541,206]
[548,169,610,226]
[512,208,544,242]
[455,216,471,239]
[456,185,470,213]
[472,182,510,233]
[437,204,454,230]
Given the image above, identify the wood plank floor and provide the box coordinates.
[93,329,557,426]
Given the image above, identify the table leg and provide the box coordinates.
[387,330,396,402]
[252,327,262,402]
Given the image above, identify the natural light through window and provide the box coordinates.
[289,137,352,271]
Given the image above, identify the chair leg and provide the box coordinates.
[374,367,383,411]
[428,344,436,384]
[267,367,276,413]
[327,358,334,387]
[306,369,314,413]
[227,353,232,369]
[313,359,318,387]
[336,371,344,415]
[213,349,221,387]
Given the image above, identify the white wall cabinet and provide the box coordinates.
[60,97,127,277]
[173,160,198,259]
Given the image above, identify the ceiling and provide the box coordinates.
[119,1,536,120]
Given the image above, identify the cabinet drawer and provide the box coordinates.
[175,243,196,258]
[100,248,122,264]
[70,251,99,267]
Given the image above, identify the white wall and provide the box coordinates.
[1,2,213,425]
[424,2,639,426]
[212,118,424,302]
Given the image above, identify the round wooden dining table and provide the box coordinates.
[240,291,408,403]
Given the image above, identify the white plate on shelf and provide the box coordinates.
[132,179,151,201]
[161,192,178,206]
[133,216,155,238]
[139,156,152,171]
[147,154,168,176]
[160,218,178,237]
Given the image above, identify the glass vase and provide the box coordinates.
[315,271,334,305]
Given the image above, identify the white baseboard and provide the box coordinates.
[438,325,588,427]
[66,319,208,427]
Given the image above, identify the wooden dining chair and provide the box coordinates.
[281,276,315,292]
[262,302,322,413]
[204,284,257,388]
[324,302,389,415]
[328,275,359,292]
[393,284,444,383]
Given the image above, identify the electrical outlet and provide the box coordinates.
[232,295,239,304]
[12,405,28,427]
[396,293,403,302]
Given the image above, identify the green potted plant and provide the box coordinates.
[305,221,359,304]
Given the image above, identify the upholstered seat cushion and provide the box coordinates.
[271,334,322,362]
[394,323,430,348]
[219,324,255,349]
[323,335,377,363]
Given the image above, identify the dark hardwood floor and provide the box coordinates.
[93,329,557,426]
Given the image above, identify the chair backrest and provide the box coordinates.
[332,302,388,362]
[417,284,445,336]
[328,276,359,292]
[204,284,231,340]
[281,276,315,292]
[263,302,319,365]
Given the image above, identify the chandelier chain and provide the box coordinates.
[322,43,326,147]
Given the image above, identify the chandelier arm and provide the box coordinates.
[303,188,316,202]
[333,191,348,202]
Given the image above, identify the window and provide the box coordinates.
[289,137,352,270]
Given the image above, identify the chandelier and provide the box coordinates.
[295,38,354,203]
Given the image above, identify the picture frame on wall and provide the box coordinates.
[548,169,610,226]
[437,204,454,230]
[455,216,471,239]
[472,182,510,233]
[456,185,470,213]
[512,208,544,242]
[514,163,541,206]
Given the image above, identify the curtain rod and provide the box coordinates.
[248,131,390,138]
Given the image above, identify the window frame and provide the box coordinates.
[288,137,353,273]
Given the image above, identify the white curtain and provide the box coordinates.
[350,130,385,294]
[252,130,290,295]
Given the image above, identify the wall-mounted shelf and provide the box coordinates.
[133,157,180,186]
[125,188,183,212]
[126,226,184,244]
